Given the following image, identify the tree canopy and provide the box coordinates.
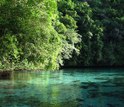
[0,0,124,70]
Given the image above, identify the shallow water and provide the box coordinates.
[0,68,124,107]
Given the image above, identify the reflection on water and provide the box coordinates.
[0,69,124,107]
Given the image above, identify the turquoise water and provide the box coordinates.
[0,69,124,107]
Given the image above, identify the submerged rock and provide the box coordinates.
[80,82,99,89]
[100,91,124,99]
[107,103,115,107]
[76,98,84,102]
[0,71,12,79]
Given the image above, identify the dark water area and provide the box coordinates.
[0,69,124,107]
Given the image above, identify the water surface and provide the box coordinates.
[0,68,124,107]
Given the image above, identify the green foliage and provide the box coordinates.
[89,0,124,66]
[0,0,81,70]
[61,0,124,66]
[0,0,124,71]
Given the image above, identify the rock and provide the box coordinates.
[107,103,115,107]
[0,71,12,79]
[76,98,84,102]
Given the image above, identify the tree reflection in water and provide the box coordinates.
[0,69,124,107]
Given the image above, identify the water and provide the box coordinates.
[0,68,124,107]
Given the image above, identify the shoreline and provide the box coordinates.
[0,68,43,72]
[61,65,124,69]
[0,65,124,72]
[0,66,124,79]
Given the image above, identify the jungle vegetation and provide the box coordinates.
[0,0,124,71]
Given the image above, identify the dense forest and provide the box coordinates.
[0,0,124,70]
